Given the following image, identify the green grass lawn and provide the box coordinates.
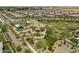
[44,21,79,47]
[45,26,58,47]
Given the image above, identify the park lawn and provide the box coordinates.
[44,21,79,47]
[45,26,58,46]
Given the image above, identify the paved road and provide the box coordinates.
[7,28,20,46]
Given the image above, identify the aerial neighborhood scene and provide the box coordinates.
[1,7,79,53]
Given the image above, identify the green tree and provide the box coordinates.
[16,46,22,52]
[24,49,31,53]
[70,37,77,44]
